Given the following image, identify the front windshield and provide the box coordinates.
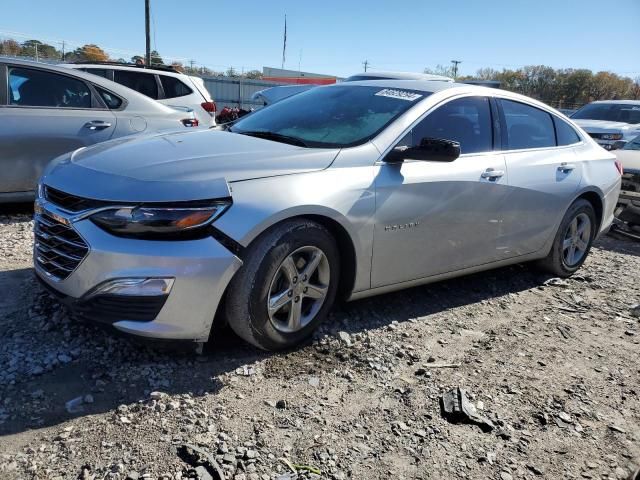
[231,85,429,148]
[624,135,640,150]
[572,103,640,124]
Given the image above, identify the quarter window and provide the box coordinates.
[159,75,192,98]
[95,86,123,109]
[113,70,158,99]
[412,96,493,154]
[554,117,581,146]
[8,67,92,108]
[501,99,555,150]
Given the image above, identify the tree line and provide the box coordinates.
[426,64,640,108]
[0,37,263,79]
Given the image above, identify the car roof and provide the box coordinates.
[588,100,640,105]
[331,79,463,93]
[346,71,454,82]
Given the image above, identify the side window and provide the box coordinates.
[159,75,192,98]
[412,96,493,154]
[95,86,123,109]
[9,67,92,108]
[554,117,581,146]
[113,70,158,99]
[501,99,556,150]
[81,68,109,79]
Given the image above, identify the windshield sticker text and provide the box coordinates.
[375,89,423,102]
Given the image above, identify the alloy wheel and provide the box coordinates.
[267,246,331,333]
[562,212,591,267]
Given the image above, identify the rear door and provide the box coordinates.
[498,98,583,256]
[0,65,116,194]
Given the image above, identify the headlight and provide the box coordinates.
[90,201,230,238]
[602,133,623,140]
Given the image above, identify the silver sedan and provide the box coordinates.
[35,80,621,350]
[0,58,203,203]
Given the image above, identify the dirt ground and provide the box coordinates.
[0,207,639,480]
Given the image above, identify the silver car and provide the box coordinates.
[35,80,621,350]
[0,58,203,203]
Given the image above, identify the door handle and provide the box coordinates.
[558,162,576,173]
[481,168,505,180]
[84,121,112,131]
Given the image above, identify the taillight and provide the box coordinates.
[181,118,199,128]
[201,102,217,115]
[614,159,623,176]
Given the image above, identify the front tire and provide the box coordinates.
[225,219,340,351]
[537,198,597,277]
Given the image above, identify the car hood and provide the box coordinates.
[573,119,635,132]
[42,130,340,203]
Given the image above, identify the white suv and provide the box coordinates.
[64,62,216,126]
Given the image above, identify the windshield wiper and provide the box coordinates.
[235,130,309,147]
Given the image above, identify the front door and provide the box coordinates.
[0,65,116,194]
[372,96,511,288]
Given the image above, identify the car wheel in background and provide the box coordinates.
[225,219,340,351]
[537,198,597,277]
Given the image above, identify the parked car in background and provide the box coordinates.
[252,71,454,107]
[0,58,203,202]
[65,62,217,127]
[613,135,640,238]
[558,108,577,117]
[36,80,620,350]
[571,100,640,150]
[344,71,453,82]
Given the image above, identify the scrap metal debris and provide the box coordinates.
[440,387,495,432]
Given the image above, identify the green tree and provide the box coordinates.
[150,50,163,65]
[21,40,60,60]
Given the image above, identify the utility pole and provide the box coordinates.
[363,60,369,72]
[145,0,151,65]
[451,59,462,79]
[35,43,38,62]
[61,41,65,61]
[189,59,195,71]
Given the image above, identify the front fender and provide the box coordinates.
[216,168,376,293]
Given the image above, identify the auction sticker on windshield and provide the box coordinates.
[375,89,423,101]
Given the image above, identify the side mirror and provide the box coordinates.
[385,137,461,163]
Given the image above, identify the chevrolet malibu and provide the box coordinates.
[35,80,621,351]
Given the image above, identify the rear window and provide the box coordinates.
[159,75,192,98]
[113,70,158,99]
[501,99,556,150]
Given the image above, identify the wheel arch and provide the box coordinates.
[573,188,604,233]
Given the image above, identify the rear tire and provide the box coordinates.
[537,198,597,277]
[225,219,340,351]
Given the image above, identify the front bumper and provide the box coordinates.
[34,200,242,341]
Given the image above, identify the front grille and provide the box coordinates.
[44,186,111,213]
[34,214,89,280]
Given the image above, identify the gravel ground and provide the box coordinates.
[0,208,639,480]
